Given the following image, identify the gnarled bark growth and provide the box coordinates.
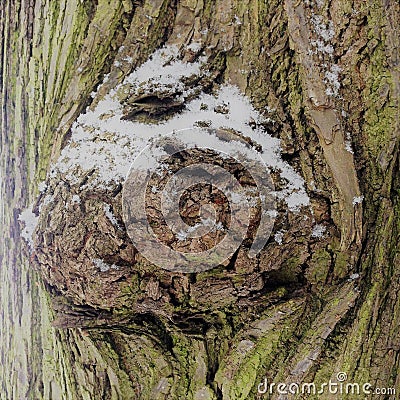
[3,0,399,398]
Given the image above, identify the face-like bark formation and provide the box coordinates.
[32,45,316,318]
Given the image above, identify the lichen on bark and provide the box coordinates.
[3,0,400,399]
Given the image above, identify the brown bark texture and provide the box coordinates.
[1,0,399,399]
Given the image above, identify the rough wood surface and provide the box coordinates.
[1,0,399,399]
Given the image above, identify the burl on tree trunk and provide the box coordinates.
[23,0,399,398]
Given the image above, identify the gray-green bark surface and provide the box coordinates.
[1,0,399,399]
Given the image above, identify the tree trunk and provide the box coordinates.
[1,0,399,399]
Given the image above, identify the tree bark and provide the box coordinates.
[1,0,399,399]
